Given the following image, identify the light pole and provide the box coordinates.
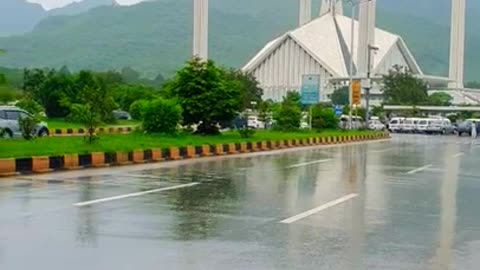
[365,44,379,121]
[346,0,371,129]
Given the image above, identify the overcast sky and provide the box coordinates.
[28,0,144,10]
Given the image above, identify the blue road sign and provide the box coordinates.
[300,75,320,105]
[335,106,343,116]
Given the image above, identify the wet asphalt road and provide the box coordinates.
[1,135,480,270]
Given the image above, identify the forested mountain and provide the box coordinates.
[0,0,479,80]
[0,0,46,36]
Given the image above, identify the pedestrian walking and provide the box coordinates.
[472,121,477,139]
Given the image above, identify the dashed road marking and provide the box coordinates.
[73,182,199,207]
[286,159,332,169]
[406,165,433,175]
[280,193,358,224]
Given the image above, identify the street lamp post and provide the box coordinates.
[365,44,379,121]
[346,0,371,129]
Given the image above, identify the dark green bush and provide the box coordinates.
[238,127,256,138]
[129,99,149,120]
[142,98,182,134]
[18,116,39,140]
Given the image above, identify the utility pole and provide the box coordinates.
[365,44,378,122]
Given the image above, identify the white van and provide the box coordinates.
[416,118,434,133]
[388,118,404,133]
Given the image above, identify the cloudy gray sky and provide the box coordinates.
[28,0,144,10]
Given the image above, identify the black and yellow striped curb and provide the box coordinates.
[50,126,141,136]
[0,132,390,177]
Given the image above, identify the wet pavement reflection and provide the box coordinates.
[1,135,480,269]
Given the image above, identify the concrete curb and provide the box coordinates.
[0,132,390,177]
[50,126,140,137]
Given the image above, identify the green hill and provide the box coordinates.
[0,0,479,81]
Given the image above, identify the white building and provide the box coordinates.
[242,2,424,104]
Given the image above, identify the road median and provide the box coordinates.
[0,131,389,177]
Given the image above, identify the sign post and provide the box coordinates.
[300,75,321,130]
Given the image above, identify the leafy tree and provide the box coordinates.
[427,92,453,106]
[69,103,101,144]
[96,70,124,86]
[16,95,44,115]
[257,99,274,128]
[112,84,157,111]
[166,58,241,135]
[0,73,7,85]
[224,69,263,111]
[382,65,428,105]
[18,116,39,140]
[0,86,17,104]
[274,91,302,131]
[331,86,349,106]
[129,99,149,120]
[142,98,182,134]
[311,104,338,130]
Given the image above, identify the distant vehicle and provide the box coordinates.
[426,118,454,135]
[400,118,421,133]
[0,106,49,138]
[368,119,385,131]
[416,119,435,134]
[457,119,480,136]
[340,115,365,129]
[113,110,132,121]
[247,115,265,129]
[388,117,404,133]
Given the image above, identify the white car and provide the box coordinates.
[368,119,385,131]
[0,106,49,138]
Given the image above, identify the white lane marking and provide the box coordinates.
[406,164,433,175]
[73,182,199,207]
[370,148,392,153]
[453,152,464,158]
[280,193,358,224]
[286,159,332,169]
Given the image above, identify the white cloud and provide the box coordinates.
[28,0,145,10]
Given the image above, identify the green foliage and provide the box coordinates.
[129,99,149,120]
[224,69,263,111]
[18,115,38,140]
[0,86,18,104]
[113,84,157,111]
[0,73,6,85]
[257,99,274,127]
[331,86,349,106]
[427,92,453,106]
[382,65,428,105]
[166,58,241,135]
[274,91,302,131]
[311,104,338,130]
[69,104,101,144]
[142,98,182,134]
[238,127,256,138]
[465,81,480,89]
[16,95,44,115]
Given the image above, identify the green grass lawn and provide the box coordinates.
[0,130,380,159]
[47,118,141,129]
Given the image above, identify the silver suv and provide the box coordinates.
[0,106,49,138]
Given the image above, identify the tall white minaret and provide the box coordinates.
[320,0,343,16]
[357,0,376,77]
[449,0,466,89]
[299,0,312,26]
[193,0,209,60]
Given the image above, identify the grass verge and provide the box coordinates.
[47,118,141,129]
[0,130,381,159]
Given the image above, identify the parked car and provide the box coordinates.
[368,119,385,131]
[112,110,132,121]
[457,119,480,136]
[0,106,49,138]
[426,118,454,135]
[416,119,435,134]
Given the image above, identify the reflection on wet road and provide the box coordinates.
[1,135,480,269]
